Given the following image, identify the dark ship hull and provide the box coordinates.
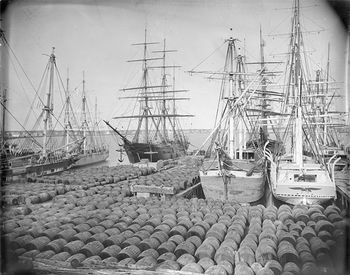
[124,142,187,163]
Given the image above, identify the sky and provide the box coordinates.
[1,0,348,131]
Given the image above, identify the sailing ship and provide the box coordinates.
[105,31,191,164]
[264,0,337,205]
[65,73,109,168]
[193,36,266,203]
[1,43,82,178]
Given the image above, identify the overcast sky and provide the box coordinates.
[2,0,347,131]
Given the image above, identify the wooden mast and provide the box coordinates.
[82,71,87,153]
[294,0,303,167]
[65,68,70,152]
[43,47,56,158]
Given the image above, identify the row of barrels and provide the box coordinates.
[3,195,348,274]
[130,166,200,193]
[2,165,154,207]
[37,165,156,186]
[1,182,80,206]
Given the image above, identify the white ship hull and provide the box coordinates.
[269,160,336,205]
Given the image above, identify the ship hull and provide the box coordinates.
[74,151,109,167]
[124,142,186,163]
[200,168,264,203]
[7,155,78,177]
[269,160,336,205]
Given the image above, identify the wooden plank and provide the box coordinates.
[132,185,175,194]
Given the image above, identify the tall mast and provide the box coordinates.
[323,43,330,146]
[0,29,6,155]
[82,71,87,153]
[161,39,167,140]
[65,68,70,152]
[293,0,303,166]
[143,29,150,143]
[43,47,56,157]
[227,37,236,158]
[260,25,268,135]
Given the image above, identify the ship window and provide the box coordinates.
[294,174,317,182]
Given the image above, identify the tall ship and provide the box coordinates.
[105,31,191,163]
[264,0,337,205]
[192,36,267,203]
[64,72,109,168]
[1,33,82,178]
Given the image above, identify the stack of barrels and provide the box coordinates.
[2,194,347,274]
[2,165,155,207]
[131,166,200,193]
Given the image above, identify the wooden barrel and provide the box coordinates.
[225,230,242,244]
[72,232,92,243]
[88,225,105,235]
[121,236,141,248]
[79,241,104,258]
[41,228,61,240]
[134,230,151,241]
[215,246,235,266]
[168,235,185,246]
[318,231,332,242]
[283,262,300,274]
[299,251,315,264]
[100,245,122,259]
[198,257,215,271]
[66,253,86,268]
[187,225,206,240]
[63,240,85,255]
[117,245,141,260]
[10,235,34,250]
[186,236,202,249]
[137,249,159,261]
[56,229,77,242]
[301,226,316,240]
[169,225,187,238]
[266,259,282,275]
[138,238,160,251]
[156,259,180,271]
[135,256,157,268]
[103,235,125,247]
[174,241,196,258]
[81,255,102,266]
[104,228,121,237]
[255,244,276,266]
[277,241,299,266]
[157,252,177,263]
[315,220,334,234]
[25,236,51,251]
[43,238,67,254]
[194,221,210,232]
[310,212,327,223]
[195,243,216,259]
[150,231,169,243]
[176,253,196,267]
[178,219,193,231]
[99,220,115,230]
[220,239,238,251]
[157,241,176,255]
[181,262,204,273]
[50,251,71,261]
